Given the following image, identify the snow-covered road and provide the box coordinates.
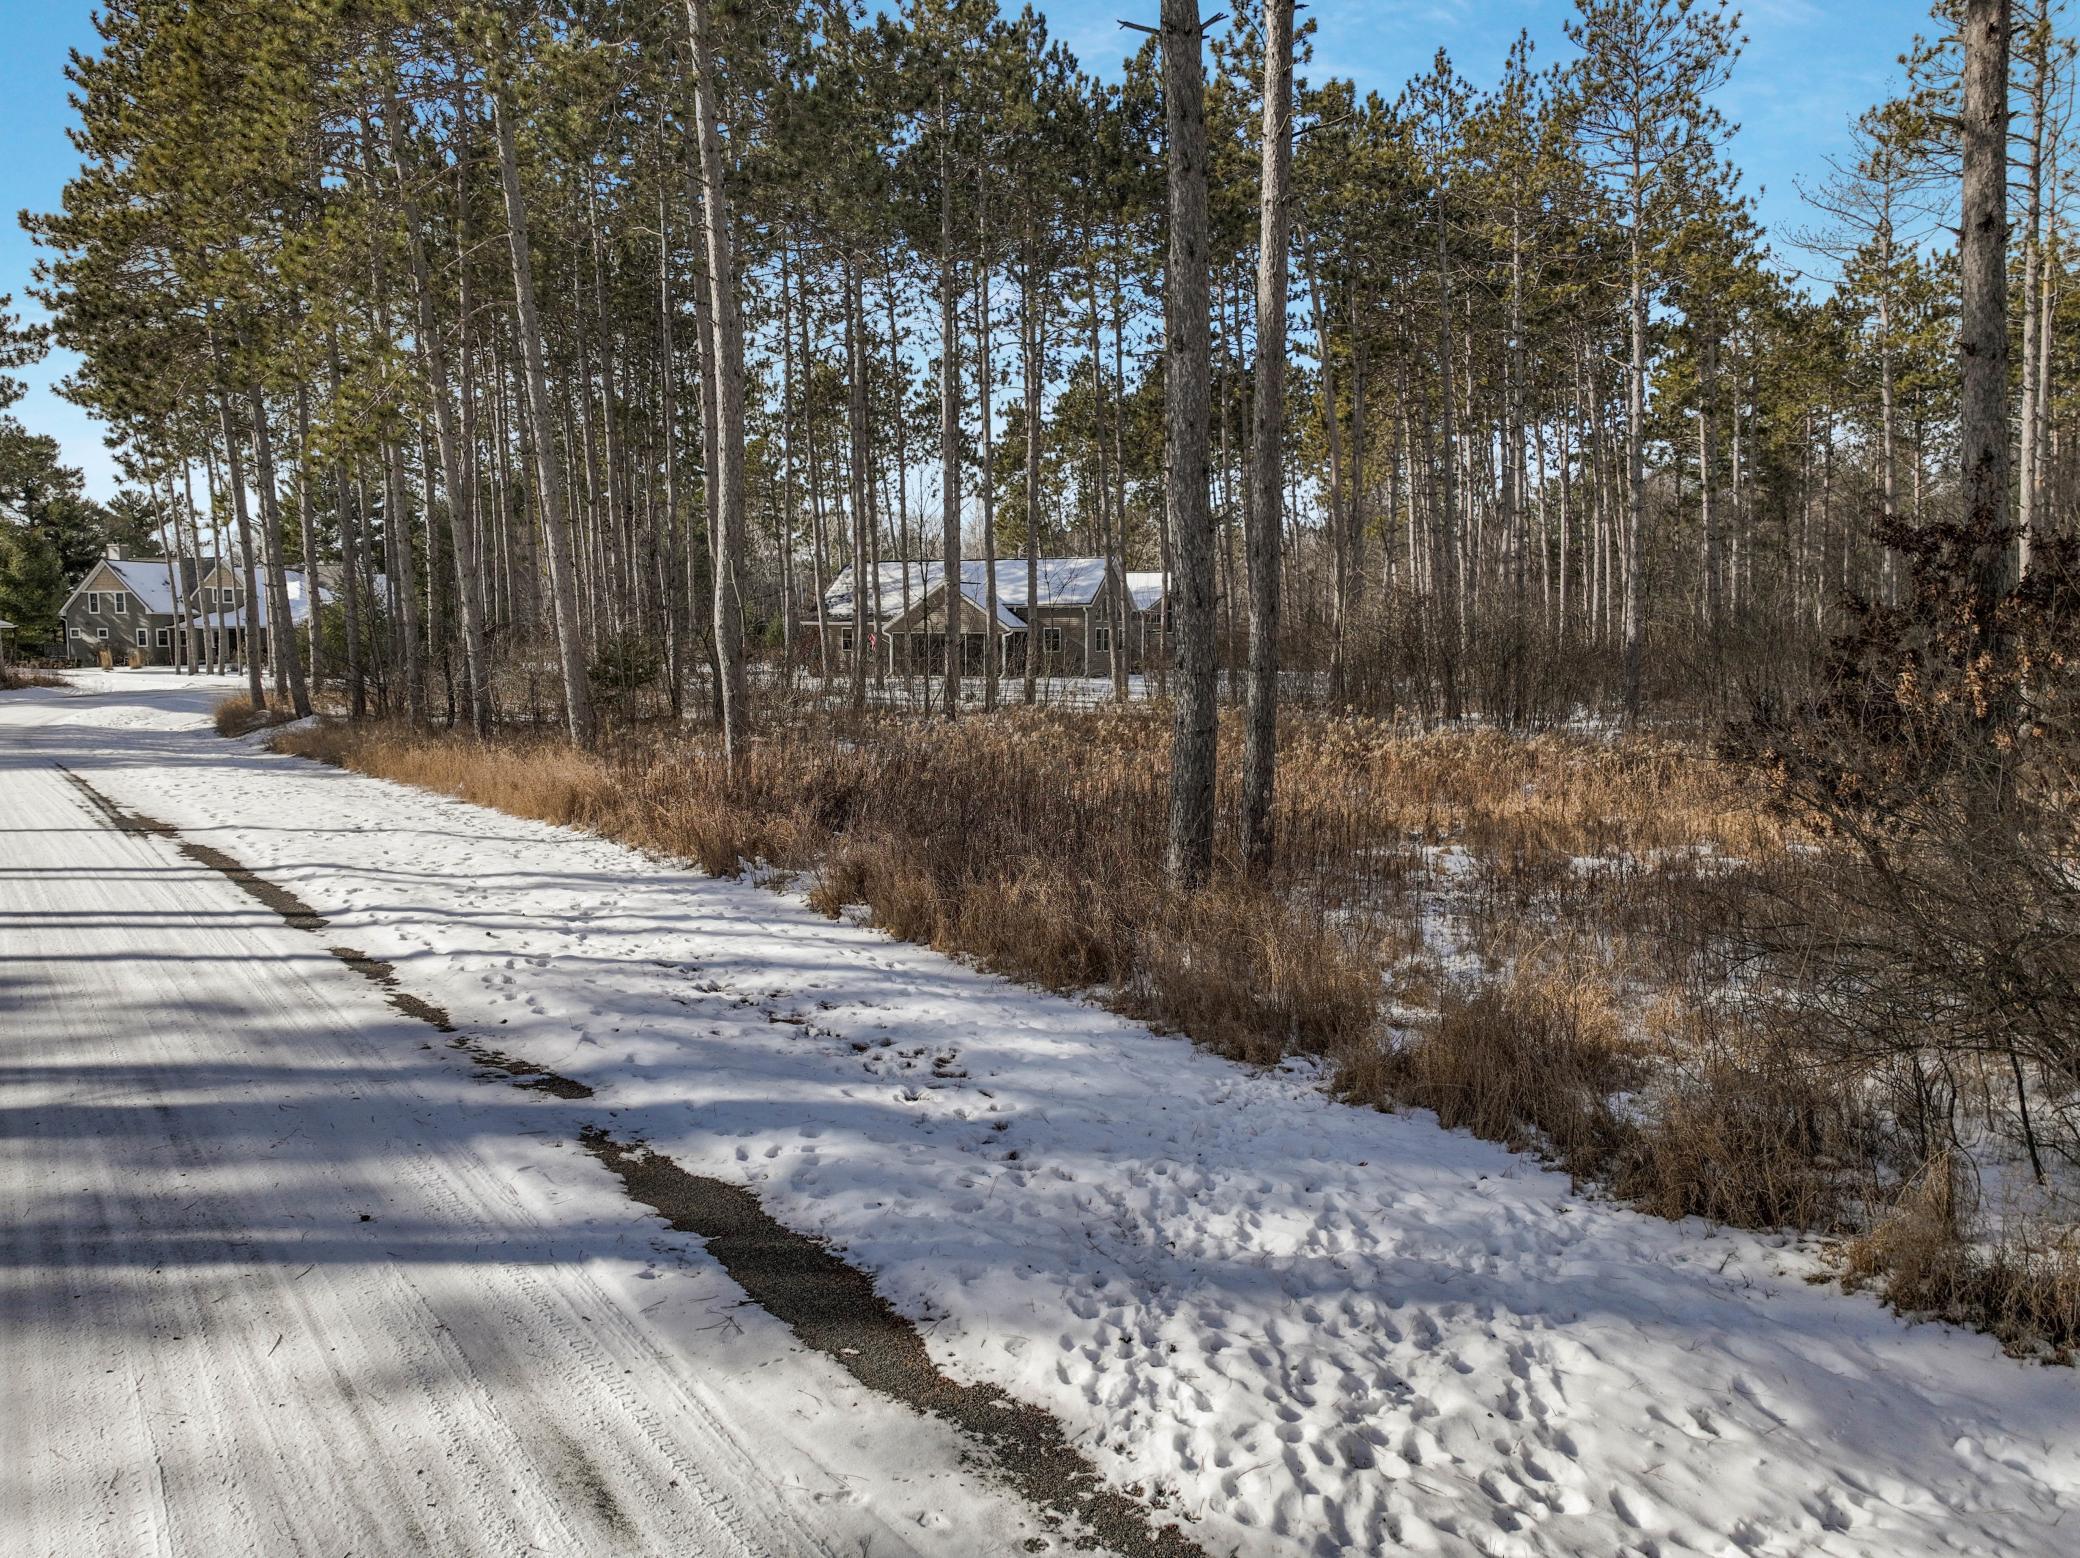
[0,679,1069,1558]
[6,673,2077,1558]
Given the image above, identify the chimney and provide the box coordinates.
[105,543,123,561]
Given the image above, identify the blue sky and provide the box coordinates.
[2,0,1936,500]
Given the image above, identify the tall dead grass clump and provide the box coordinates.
[277,722,617,829]
[1842,1156,2080,1357]
[1353,957,1641,1175]
[213,695,270,737]
[1615,1021,1871,1233]
[276,711,1380,1070]
[1133,885,1379,1067]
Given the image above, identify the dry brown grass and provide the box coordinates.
[276,711,1383,1071]
[269,701,2075,1353]
[268,708,1789,1077]
[1842,1157,2080,1357]
[1343,955,1643,1173]
[0,665,66,691]
[213,695,282,737]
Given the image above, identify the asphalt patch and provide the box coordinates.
[579,1128,1202,1557]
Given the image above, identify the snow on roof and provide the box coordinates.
[65,555,210,618]
[227,571,322,628]
[895,575,1026,631]
[96,557,185,616]
[824,558,1111,622]
[78,557,324,627]
[1124,571,1168,612]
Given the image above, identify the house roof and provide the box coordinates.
[888,575,1027,633]
[61,556,324,627]
[208,572,321,628]
[1124,571,1169,612]
[64,556,191,617]
[823,558,1111,622]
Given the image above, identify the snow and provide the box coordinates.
[824,557,1113,622]
[97,557,186,615]
[0,674,1072,1558]
[1125,571,1169,611]
[11,670,2080,1558]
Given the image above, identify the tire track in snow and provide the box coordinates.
[10,766,820,1558]
[56,764,1204,1558]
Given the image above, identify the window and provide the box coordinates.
[114,591,129,614]
[840,629,855,652]
[1041,626,1063,654]
[86,591,101,613]
[1093,626,1111,653]
[69,625,83,639]
[156,628,171,648]
[95,626,109,641]
[136,627,149,647]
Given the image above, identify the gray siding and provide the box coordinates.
[62,587,165,666]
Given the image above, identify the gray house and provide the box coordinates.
[59,551,320,668]
[811,557,1167,678]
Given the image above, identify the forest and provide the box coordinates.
[25,0,2052,725]
[16,0,2080,1349]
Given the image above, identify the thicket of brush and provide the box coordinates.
[272,699,2080,1355]
[0,665,66,690]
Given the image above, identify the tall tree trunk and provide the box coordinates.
[1875,222,1901,604]
[493,91,596,745]
[326,341,368,717]
[1961,0,2014,603]
[1622,183,1648,719]
[293,384,324,695]
[1109,241,1132,700]
[177,458,208,674]
[1022,253,1042,706]
[1161,0,1216,890]
[2020,14,2047,577]
[1434,198,1463,722]
[844,263,872,713]
[1083,227,1110,679]
[379,437,426,723]
[1699,334,1723,630]
[977,197,1000,711]
[659,198,688,718]
[1241,0,1293,877]
[687,241,726,729]
[211,373,267,711]
[938,94,962,717]
[387,75,490,734]
[685,0,749,768]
